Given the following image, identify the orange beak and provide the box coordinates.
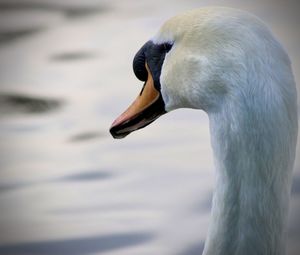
[110,63,166,139]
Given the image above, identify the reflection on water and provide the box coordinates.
[177,242,205,255]
[50,51,97,62]
[0,232,154,255]
[68,131,105,142]
[0,169,111,194]
[0,1,108,19]
[0,28,42,45]
[0,93,63,115]
[192,193,212,213]
[58,169,112,182]
[49,203,139,215]
[0,182,24,193]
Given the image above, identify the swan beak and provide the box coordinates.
[110,64,166,139]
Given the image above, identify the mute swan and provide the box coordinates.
[109,7,298,255]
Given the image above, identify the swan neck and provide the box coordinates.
[203,109,296,255]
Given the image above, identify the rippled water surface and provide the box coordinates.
[0,0,299,254]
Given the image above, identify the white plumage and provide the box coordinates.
[154,7,298,255]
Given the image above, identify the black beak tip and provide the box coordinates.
[109,126,130,139]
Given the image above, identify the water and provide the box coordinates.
[0,0,299,254]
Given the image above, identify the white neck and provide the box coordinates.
[155,7,298,255]
[203,95,297,255]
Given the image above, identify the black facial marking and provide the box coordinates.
[133,41,173,90]
[132,43,148,81]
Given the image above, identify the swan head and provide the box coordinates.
[110,7,295,139]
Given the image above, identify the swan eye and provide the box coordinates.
[162,43,172,52]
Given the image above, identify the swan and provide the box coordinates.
[109,7,298,255]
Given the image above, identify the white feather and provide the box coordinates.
[154,7,298,255]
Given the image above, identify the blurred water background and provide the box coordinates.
[0,0,299,254]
